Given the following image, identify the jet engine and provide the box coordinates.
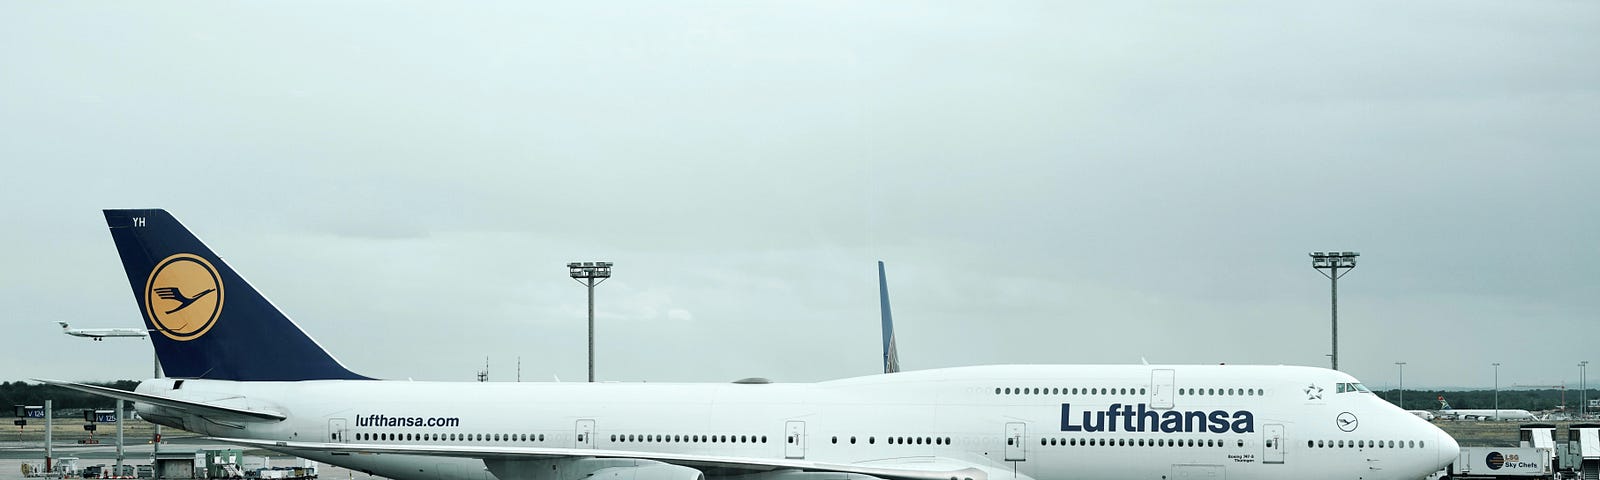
[485,458,704,480]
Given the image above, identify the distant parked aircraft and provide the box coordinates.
[1437,396,1536,420]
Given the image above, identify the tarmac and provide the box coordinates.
[0,436,384,480]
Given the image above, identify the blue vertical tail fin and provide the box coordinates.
[879,261,899,374]
[103,209,370,381]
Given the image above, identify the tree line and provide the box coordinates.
[0,380,137,414]
[1375,388,1597,412]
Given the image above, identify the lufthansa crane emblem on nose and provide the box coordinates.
[1336,412,1358,432]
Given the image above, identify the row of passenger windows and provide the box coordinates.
[1310,439,1424,449]
[998,387,1148,396]
[1041,437,1241,448]
[995,387,1267,396]
[1180,388,1265,396]
[356,432,546,442]
[607,434,957,447]
[611,434,768,444]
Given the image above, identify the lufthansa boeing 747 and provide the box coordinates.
[44,209,1459,480]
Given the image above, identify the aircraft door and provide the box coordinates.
[784,421,806,459]
[327,418,348,443]
[1151,369,1175,409]
[576,419,596,449]
[1263,424,1285,464]
[1004,422,1026,461]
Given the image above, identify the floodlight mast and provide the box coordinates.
[1493,362,1502,420]
[1582,361,1590,419]
[59,326,157,474]
[1395,361,1407,409]
[1309,251,1359,370]
[569,262,613,383]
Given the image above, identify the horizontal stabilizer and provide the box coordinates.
[34,379,286,422]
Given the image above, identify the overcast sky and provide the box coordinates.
[1,2,1596,390]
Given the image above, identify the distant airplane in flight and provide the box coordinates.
[59,321,148,341]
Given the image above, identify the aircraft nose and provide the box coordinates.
[1437,430,1461,471]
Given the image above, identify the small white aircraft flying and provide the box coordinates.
[58,322,147,341]
[42,209,1462,480]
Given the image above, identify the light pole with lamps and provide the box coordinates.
[1493,362,1502,421]
[568,262,613,383]
[1582,361,1590,420]
[1309,251,1359,370]
[57,326,155,476]
[1395,362,1407,409]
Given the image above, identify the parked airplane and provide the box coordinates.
[45,209,1460,480]
[58,321,147,340]
[1435,396,1536,421]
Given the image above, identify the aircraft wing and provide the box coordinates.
[33,379,286,422]
[216,438,991,480]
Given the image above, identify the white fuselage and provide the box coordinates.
[64,328,147,339]
[135,364,1457,480]
[1439,409,1536,421]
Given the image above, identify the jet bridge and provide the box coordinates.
[1571,423,1600,480]
[1522,424,1558,472]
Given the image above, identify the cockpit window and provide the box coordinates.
[1336,382,1372,394]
